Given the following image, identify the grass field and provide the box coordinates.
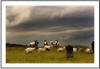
[6,47,94,63]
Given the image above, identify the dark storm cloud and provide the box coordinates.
[66,28,94,45]
[6,6,94,46]
[7,14,93,32]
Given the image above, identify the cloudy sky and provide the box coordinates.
[6,6,94,46]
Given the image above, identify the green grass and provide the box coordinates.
[6,47,94,63]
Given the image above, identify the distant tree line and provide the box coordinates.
[6,43,27,48]
[6,43,89,48]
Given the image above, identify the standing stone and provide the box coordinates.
[35,40,39,49]
[66,45,74,59]
[91,41,94,53]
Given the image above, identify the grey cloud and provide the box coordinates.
[7,6,94,32]
[6,6,94,46]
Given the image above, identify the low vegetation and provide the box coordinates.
[6,45,94,63]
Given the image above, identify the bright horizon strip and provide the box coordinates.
[2,1,99,67]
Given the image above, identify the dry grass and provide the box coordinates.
[6,47,94,63]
